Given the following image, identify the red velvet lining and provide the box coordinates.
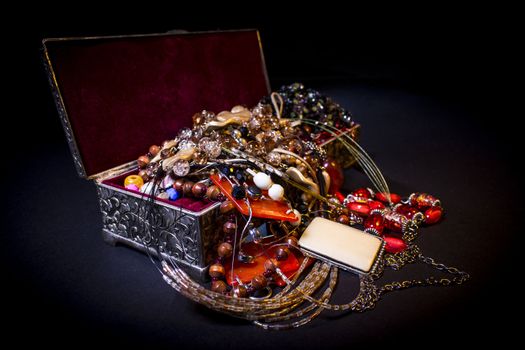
[45,31,269,177]
[102,171,215,212]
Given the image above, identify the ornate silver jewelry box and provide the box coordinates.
[96,172,222,280]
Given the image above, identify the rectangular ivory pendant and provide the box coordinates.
[298,217,385,275]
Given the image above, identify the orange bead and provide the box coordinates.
[149,145,160,157]
[217,242,233,258]
[137,155,150,169]
[208,264,225,278]
[124,175,144,188]
[206,185,221,200]
[211,280,227,293]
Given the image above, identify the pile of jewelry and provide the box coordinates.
[123,84,468,329]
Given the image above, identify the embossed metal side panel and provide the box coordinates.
[96,183,220,280]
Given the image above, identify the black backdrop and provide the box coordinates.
[2,8,520,348]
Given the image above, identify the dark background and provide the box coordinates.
[2,8,520,348]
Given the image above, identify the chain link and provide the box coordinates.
[383,244,420,270]
[376,246,470,297]
[373,219,470,298]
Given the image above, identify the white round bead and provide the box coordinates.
[268,184,284,201]
[253,172,273,190]
[290,209,302,226]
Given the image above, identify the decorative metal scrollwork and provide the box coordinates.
[96,186,203,266]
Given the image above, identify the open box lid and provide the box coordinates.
[43,30,270,179]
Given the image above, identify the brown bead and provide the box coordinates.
[286,236,299,248]
[211,280,227,293]
[275,247,290,261]
[137,155,150,169]
[208,264,225,278]
[223,221,237,234]
[206,185,221,200]
[251,274,267,290]
[173,179,185,192]
[138,170,149,182]
[149,145,160,157]
[231,285,247,298]
[337,214,350,225]
[183,181,194,196]
[217,242,233,258]
[192,182,208,198]
[220,200,235,214]
[264,258,279,272]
